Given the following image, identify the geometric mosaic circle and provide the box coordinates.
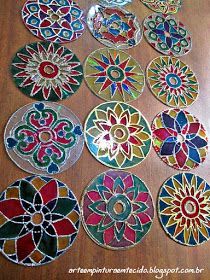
[0,176,80,266]
[158,173,210,246]
[141,0,182,14]
[22,0,85,44]
[99,0,132,6]
[5,102,84,175]
[84,48,145,102]
[146,56,199,108]
[81,170,154,250]
[11,42,83,101]
[143,13,192,57]
[87,5,142,49]
[84,102,152,169]
[152,109,208,170]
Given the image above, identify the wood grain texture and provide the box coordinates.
[0,0,210,279]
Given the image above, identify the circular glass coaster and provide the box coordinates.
[152,109,208,170]
[141,0,182,14]
[84,48,145,103]
[5,102,84,175]
[146,56,199,108]
[143,13,192,57]
[0,176,80,266]
[22,0,85,44]
[85,102,151,169]
[11,41,83,101]
[158,173,210,246]
[87,5,142,49]
[99,0,132,6]
[81,170,154,250]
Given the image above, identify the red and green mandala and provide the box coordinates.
[81,170,154,249]
[0,176,80,265]
[158,173,210,246]
[11,41,83,101]
[5,102,84,175]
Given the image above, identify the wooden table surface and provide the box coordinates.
[1,0,210,279]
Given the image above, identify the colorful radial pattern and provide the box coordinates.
[99,0,132,6]
[146,56,199,108]
[141,0,182,14]
[143,13,192,56]
[11,42,83,101]
[84,48,145,102]
[85,102,151,169]
[152,109,208,170]
[5,102,84,175]
[158,173,210,246]
[0,176,80,266]
[87,5,142,49]
[81,170,154,249]
[22,0,85,43]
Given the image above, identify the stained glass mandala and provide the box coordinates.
[11,41,83,101]
[158,173,210,246]
[81,170,154,249]
[5,102,84,175]
[85,102,152,169]
[84,48,145,102]
[146,56,199,108]
[143,13,192,56]
[0,176,80,266]
[99,0,132,6]
[141,0,182,14]
[152,109,208,170]
[22,0,85,44]
[87,5,142,49]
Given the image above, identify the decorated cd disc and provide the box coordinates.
[84,48,145,102]
[141,0,182,14]
[158,173,210,246]
[81,170,154,249]
[11,41,83,101]
[84,102,151,169]
[99,0,132,6]
[0,176,80,266]
[22,0,85,44]
[143,13,192,56]
[152,109,208,170]
[87,5,142,49]
[5,102,84,175]
[146,56,199,108]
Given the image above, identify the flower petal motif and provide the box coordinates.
[144,13,192,57]
[87,5,141,49]
[11,41,83,101]
[5,102,84,175]
[22,0,85,44]
[82,171,154,249]
[152,109,208,170]
[158,173,210,246]
[146,56,199,108]
[85,48,145,102]
[85,102,151,169]
[0,176,80,266]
